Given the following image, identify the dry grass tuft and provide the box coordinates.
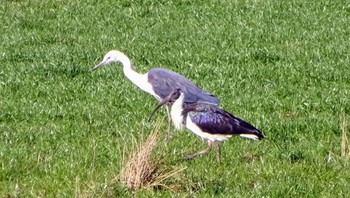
[118,128,158,190]
[148,166,187,190]
[117,121,186,191]
[340,113,350,157]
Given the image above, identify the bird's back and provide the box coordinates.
[147,68,220,105]
[183,103,264,140]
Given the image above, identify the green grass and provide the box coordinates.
[1,0,349,197]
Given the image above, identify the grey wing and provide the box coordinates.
[148,68,220,105]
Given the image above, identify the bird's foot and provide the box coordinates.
[183,155,198,161]
[183,143,212,161]
[183,152,205,161]
[165,134,173,142]
[164,127,173,142]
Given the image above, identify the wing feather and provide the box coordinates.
[148,68,219,105]
[187,104,263,139]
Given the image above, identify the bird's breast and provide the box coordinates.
[171,107,183,130]
[170,98,184,130]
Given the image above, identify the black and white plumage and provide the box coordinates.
[93,50,220,134]
[149,89,264,162]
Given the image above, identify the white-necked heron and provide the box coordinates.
[93,50,220,134]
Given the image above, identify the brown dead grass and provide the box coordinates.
[117,121,186,191]
[341,113,350,157]
[118,128,158,189]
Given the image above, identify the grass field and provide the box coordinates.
[1,0,350,197]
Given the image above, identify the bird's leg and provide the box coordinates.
[212,141,221,162]
[165,104,172,141]
[184,141,212,160]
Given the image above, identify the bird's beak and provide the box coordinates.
[147,93,174,122]
[92,61,106,71]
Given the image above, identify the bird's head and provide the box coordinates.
[147,88,182,122]
[93,50,127,70]
[170,88,182,102]
[160,88,182,105]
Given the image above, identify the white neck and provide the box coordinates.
[171,92,185,130]
[117,54,155,97]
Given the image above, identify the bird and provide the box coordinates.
[148,88,264,162]
[93,50,220,136]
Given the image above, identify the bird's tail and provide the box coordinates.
[227,112,264,140]
[239,131,264,140]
